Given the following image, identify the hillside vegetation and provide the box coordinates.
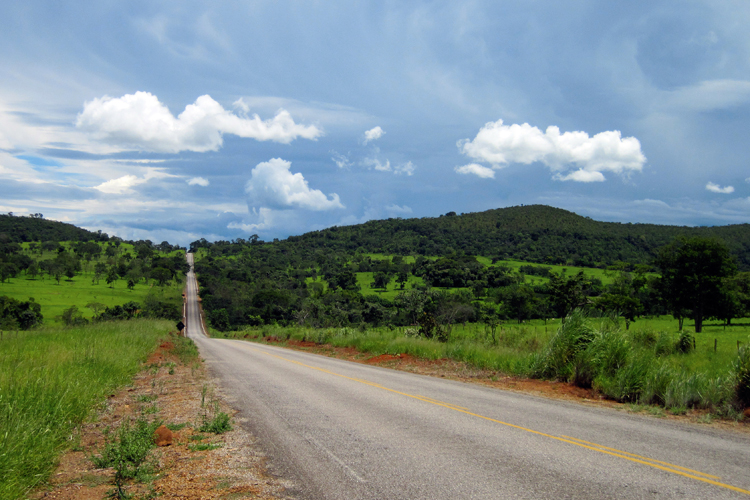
[200,205,750,269]
[0,213,108,243]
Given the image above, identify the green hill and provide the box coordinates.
[271,205,750,269]
[0,214,108,243]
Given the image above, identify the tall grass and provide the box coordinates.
[0,319,172,499]
[218,313,750,417]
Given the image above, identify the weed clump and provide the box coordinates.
[91,417,161,497]
[199,406,232,434]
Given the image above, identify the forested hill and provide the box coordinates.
[0,214,108,243]
[268,205,750,269]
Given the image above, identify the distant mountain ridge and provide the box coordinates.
[0,214,107,243]
[5,205,750,269]
[280,205,750,269]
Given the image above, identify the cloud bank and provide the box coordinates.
[458,119,646,182]
[245,158,343,211]
[76,92,323,153]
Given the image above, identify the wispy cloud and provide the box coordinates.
[455,163,495,179]
[94,168,177,194]
[187,177,209,186]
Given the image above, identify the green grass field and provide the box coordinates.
[0,319,178,499]
[2,244,185,325]
[0,274,184,325]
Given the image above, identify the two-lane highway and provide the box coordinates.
[184,254,750,499]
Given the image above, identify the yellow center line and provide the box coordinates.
[234,342,750,496]
[416,395,469,411]
[560,435,721,480]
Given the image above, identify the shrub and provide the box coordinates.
[91,417,160,497]
[533,310,594,380]
[199,409,232,434]
[60,305,87,326]
[735,346,750,409]
[676,331,695,353]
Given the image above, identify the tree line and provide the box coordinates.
[192,233,745,336]
[0,239,188,288]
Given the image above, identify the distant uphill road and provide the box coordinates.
[184,254,750,499]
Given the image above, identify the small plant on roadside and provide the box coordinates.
[188,442,224,452]
[166,422,187,431]
[91,417,161,498]
[199,402,232,434]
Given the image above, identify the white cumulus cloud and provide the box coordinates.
[94,168,177,194]
[245,158,343,211]
[363,126,385,144]
[188,177,209,186]
[455,163,495,179]
[76,92,323,153]
[458,119,646,182]
[706,182,734,194]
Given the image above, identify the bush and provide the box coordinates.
[735,346,750,409]
[60,305,87,326]
[0,295,43,329]
[676,331,695,353]
[533,310,594,380]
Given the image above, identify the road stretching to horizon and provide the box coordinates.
[184,253,750,499]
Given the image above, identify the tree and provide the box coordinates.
[86,301,106,316]
[656,237,737,333]
[0,263,18,284]
[499,284,536,324]
[93,262,107,284]
[548,270,592,319]
[594,293,641,330]
[150,267,172,286]
[106,267,118,288]
[26,260,39,280]
[371,271,393,290]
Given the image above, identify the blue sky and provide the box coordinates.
[1,2,749,245]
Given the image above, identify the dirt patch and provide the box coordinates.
[286,339,317,348]
[32,335,290,500]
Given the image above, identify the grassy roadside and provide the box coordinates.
[212,315,750,420]
[0,319,175,499]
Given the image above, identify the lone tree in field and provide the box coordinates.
[656,237,737,333]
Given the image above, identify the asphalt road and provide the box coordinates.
[184,254,750,499]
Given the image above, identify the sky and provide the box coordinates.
[1,1,750,246]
